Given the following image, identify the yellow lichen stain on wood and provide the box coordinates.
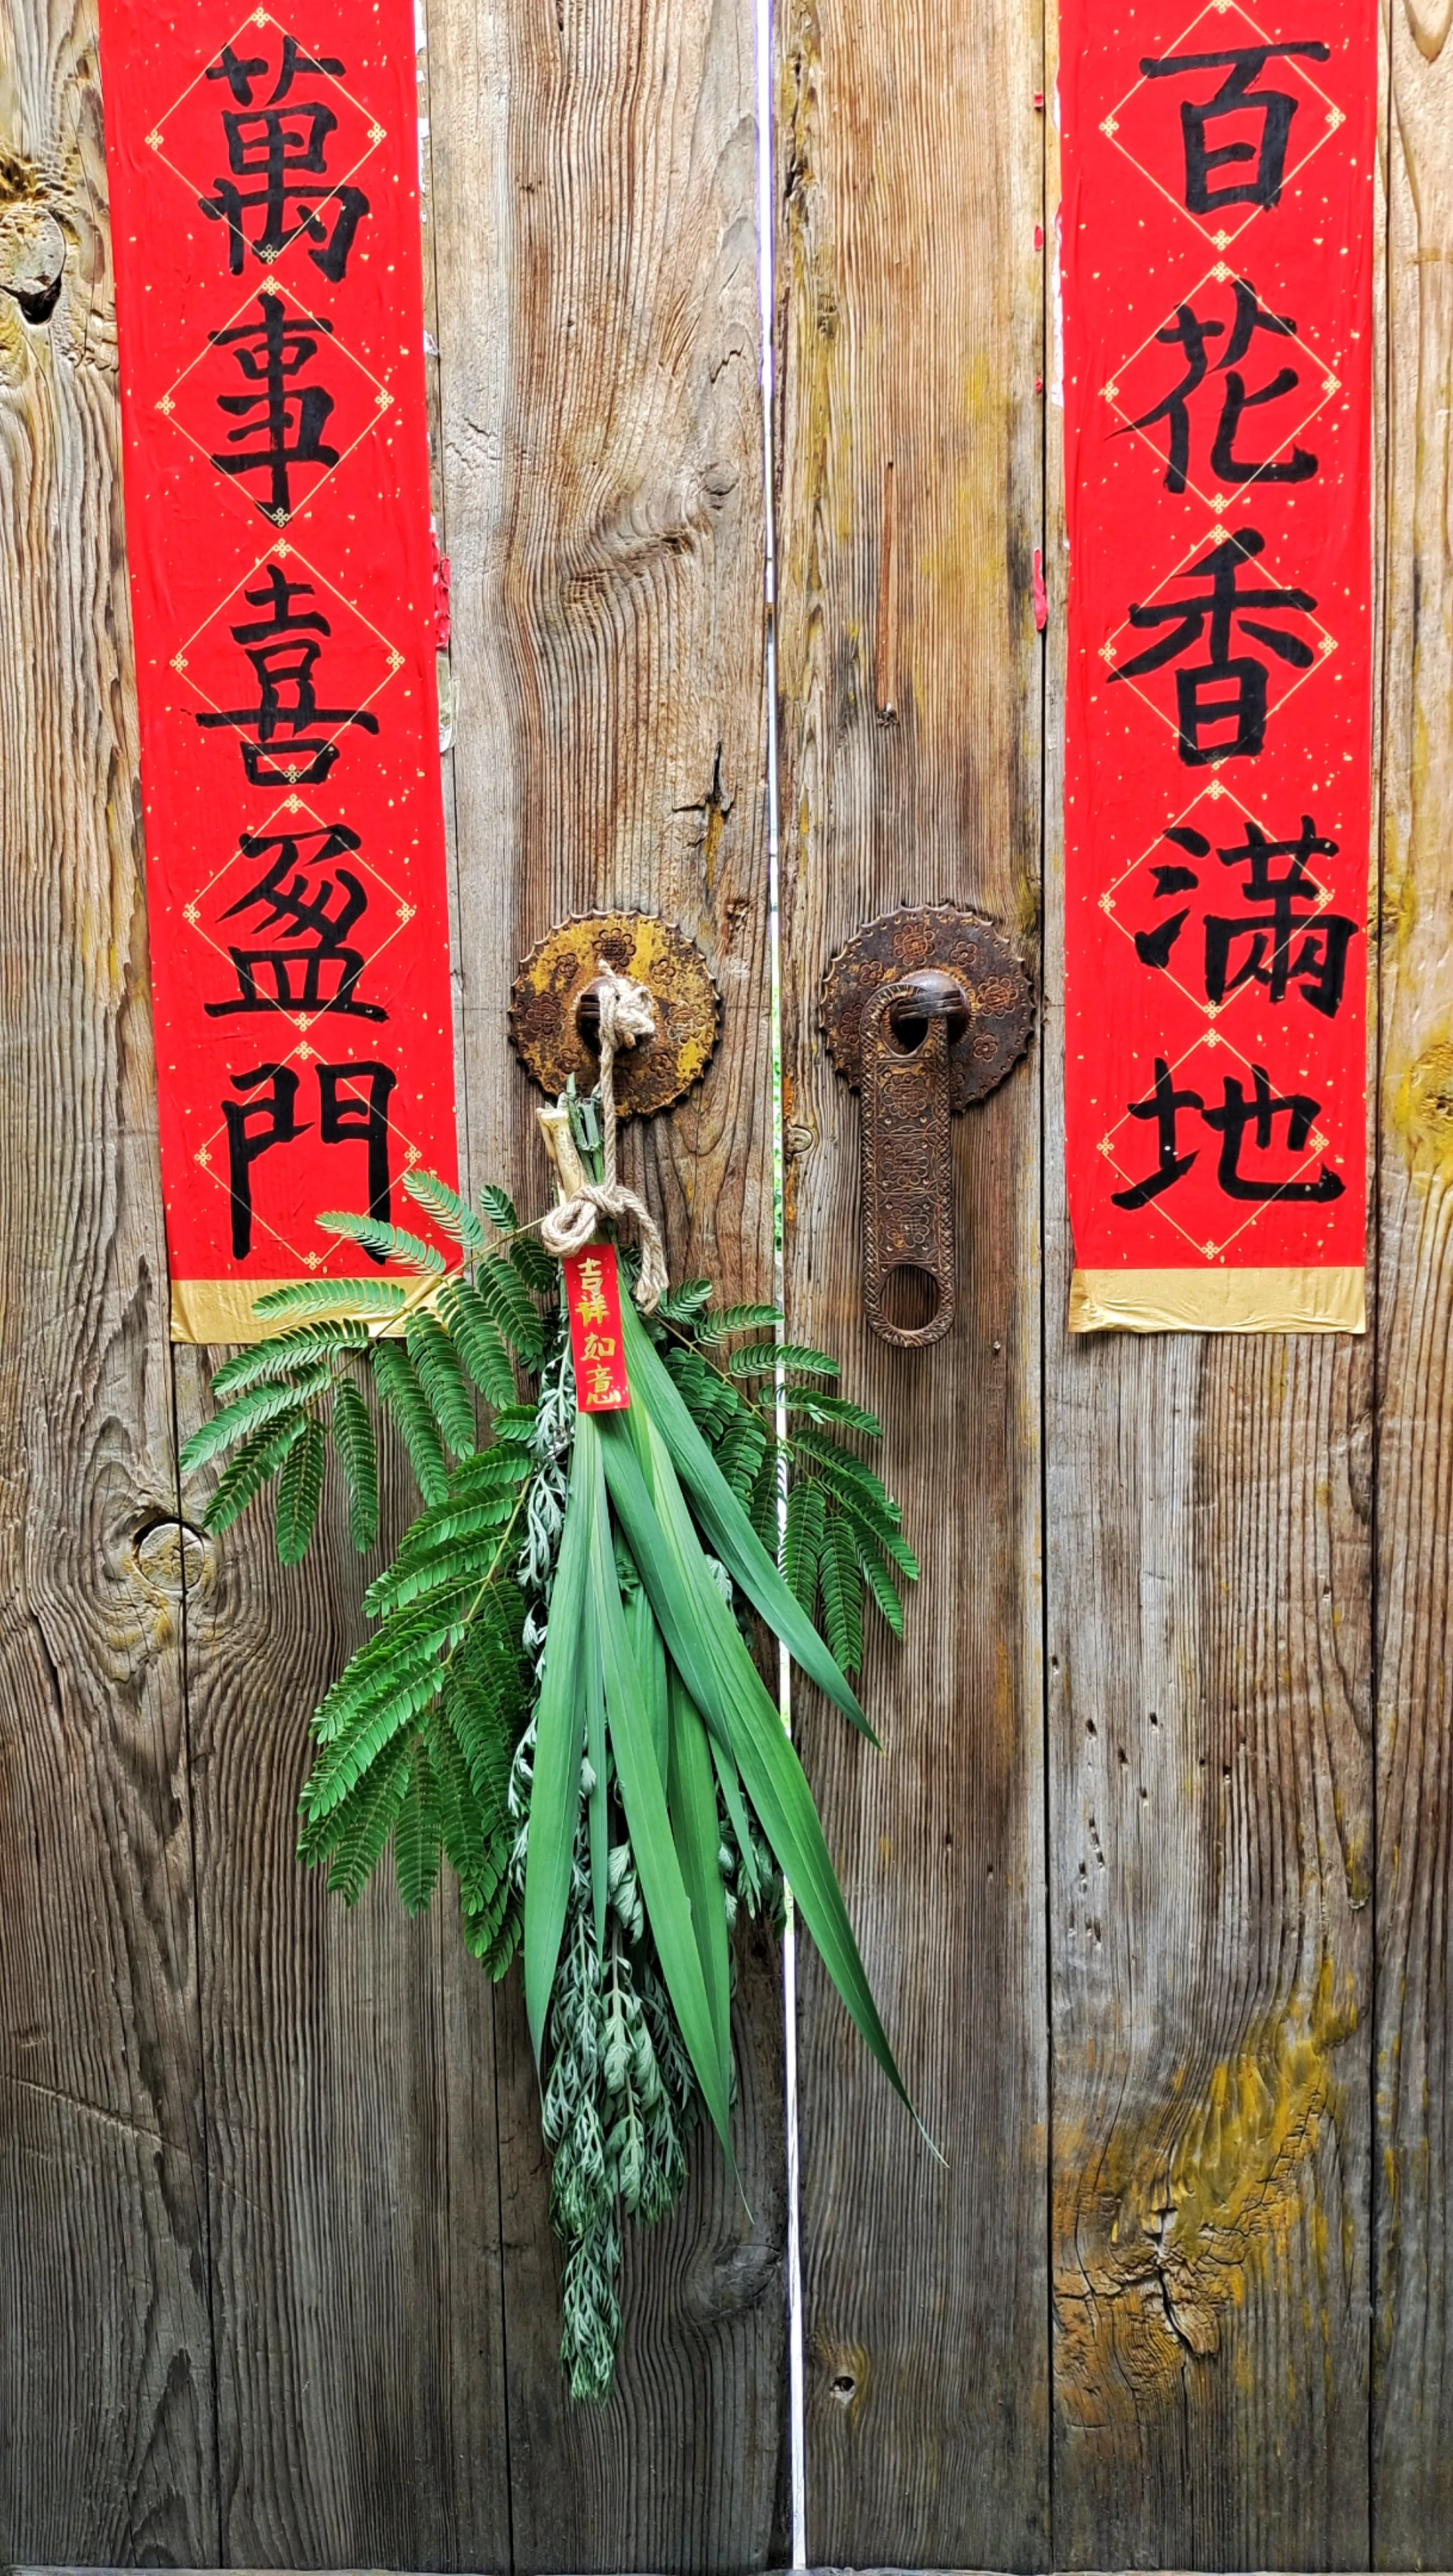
[1392,1038,1453,1177]
[1056,1960,1357,2432]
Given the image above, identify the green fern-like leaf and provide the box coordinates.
[693,1303,785,1342]
[365,1532,513,1620]
[748,1439,783,1548]
[200,1410,309,1534]
[408,1312,477,1460]
[395,1736,444,1913]
[784,1391,884,1437]
[333,1377,379,1553]
[370,1338,450,1504]
[472,1253,544,1366]
[301,1743,411,1900]
[437,1276,518,1407]
[714,1412,768,1504]
[275,1416,327,1564]
[817,1506,864,1674]
[479,1182,520,1235]
[727,1341,840,1381]
[783,1478,826,1615]
[437,1276,518,1408]
[654,1277,712,1323]
[181,1365,332,1473]
[507,1231,556,1295]
[853,1531,905,1638]
[211,1322,366,1401]
[252,1276,411,1321]
[317,1209,447,1271]
[403,1167,486,1250]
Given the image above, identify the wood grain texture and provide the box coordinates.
[0,3,216,2561]
[773,0,1049,2564]
[1041,14,1377,2566]
[428,0,781,2559]
[168,15,513,2566]
[1372,0,1453,2560]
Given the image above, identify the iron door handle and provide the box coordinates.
[821,907,1035,1348]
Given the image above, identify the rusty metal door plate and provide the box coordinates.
[821,907,1035,1347]
[509,913,720,1114]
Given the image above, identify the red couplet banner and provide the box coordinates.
[97,3,458,1341]
[1060,1,1374,1333]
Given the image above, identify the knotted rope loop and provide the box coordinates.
[539,961,669,1311]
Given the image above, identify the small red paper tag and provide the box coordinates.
[564,1245,631,1412]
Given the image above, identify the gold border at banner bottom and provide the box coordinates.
[1069,1265,1366,1336]
[171,1278,408,1343]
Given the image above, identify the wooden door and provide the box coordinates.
[2,0,1453,2567]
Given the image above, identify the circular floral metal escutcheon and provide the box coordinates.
[820,905,1036,1110]
[509,913,721,1118]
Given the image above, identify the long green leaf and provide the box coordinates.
[598,1408,913,2121]
[668,1668,732,2078]
[522,1427,591,2063]
[579,1413,731,2147]
[583,1580,609,1959]
[617,1297,873,1739]
[622,1548,669,1779]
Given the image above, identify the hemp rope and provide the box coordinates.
[539,960,670,1312]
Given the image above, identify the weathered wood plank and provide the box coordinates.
[428,0,781,2559]
[1041,12,1377,2564]
[1372,0,1453,2560]
[168,13,513,2563]
[773,0,1049,2562]
[0,3,216,2561]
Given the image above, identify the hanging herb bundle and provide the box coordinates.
[180,971,918,2400]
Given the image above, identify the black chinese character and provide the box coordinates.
[223,1061,305,1257]
[1112,1056,1204,1209]
[1202,1064,1344,1200]
[200,100,370,281]
[209,294,339,522]
[1111,1055,1343,1211]
[1121,281,1317,494]
[1205,815,1356,1017]
[318,1063,397,1243]
[222,1057,397,1258]
[206,822,386,1022]
[1139,43,1331,216]
[207,38,345,107]
[1111,526,1317,763]
[1132,825,1209,969]
[195,563,379,784]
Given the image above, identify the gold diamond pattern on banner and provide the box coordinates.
[1094,1018,1346,1265]
[143,8,385,259]
[1099,256,1341,517]
[1097,517,1337,754]
[1098,0,1344,256]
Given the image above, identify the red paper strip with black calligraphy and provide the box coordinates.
[564,1247,631,1412]
[1060,1,1374,1333]
[97,3,458,1341]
